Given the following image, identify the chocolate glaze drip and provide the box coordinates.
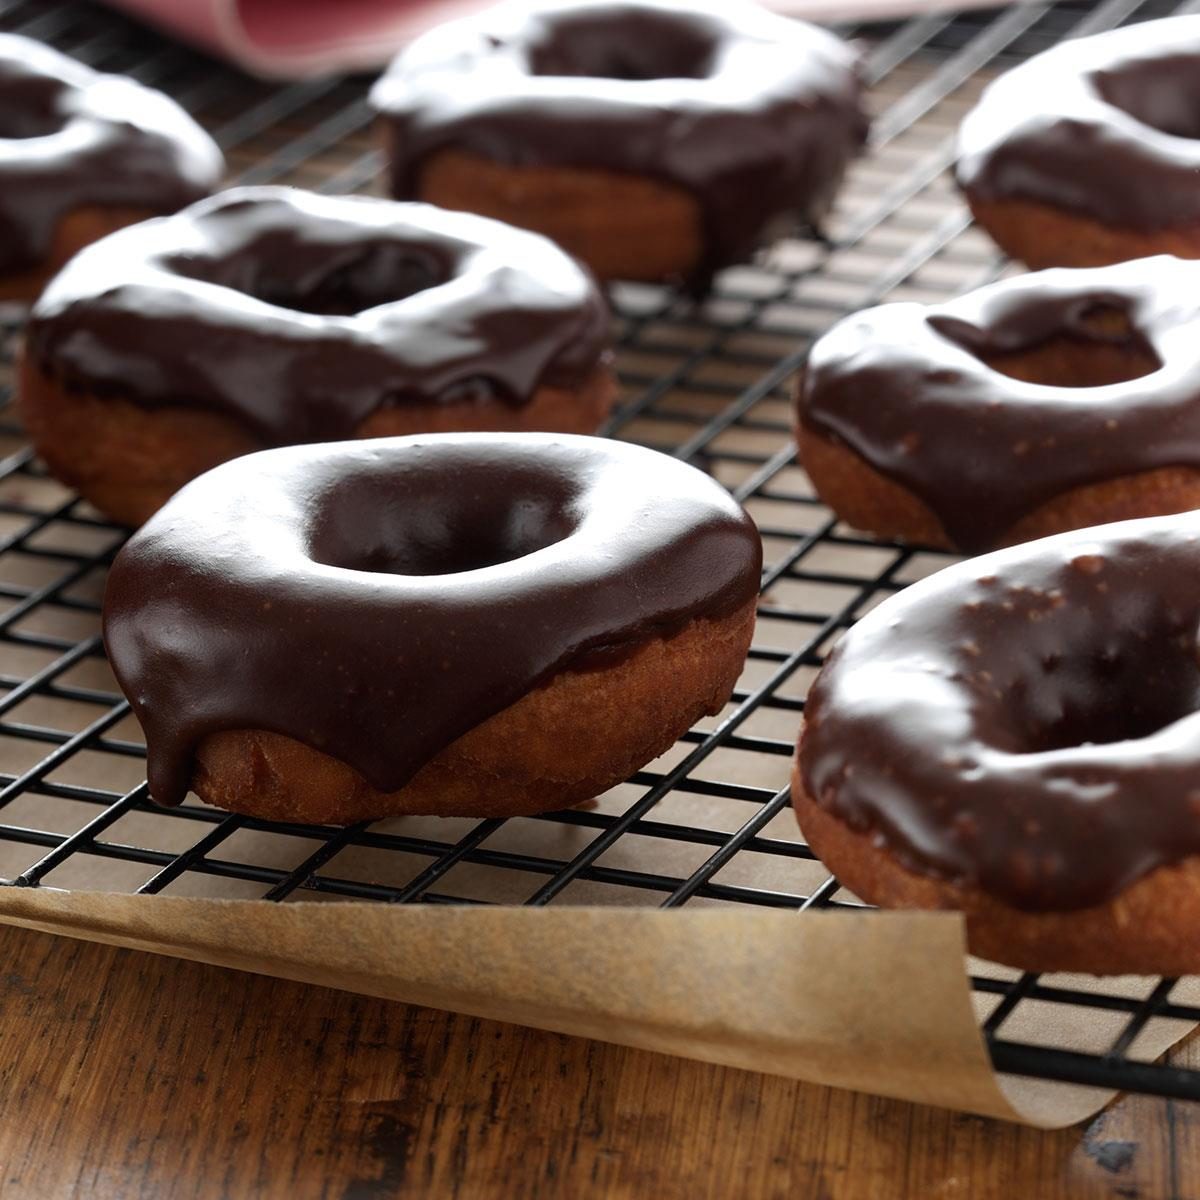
[956,16,1200,230]
[25,187,611,444]
[797,256,1200,551]
[102,433,763,809]
[799,512,1200,912]
[369,0,868,287]
[0,34,221,276]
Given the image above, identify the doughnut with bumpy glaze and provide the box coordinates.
[795,511,1200,975]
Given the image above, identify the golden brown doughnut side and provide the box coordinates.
[0,205,164,304]
[192,602,757,824]
[795,420,1200,552]
[17,356,617,526]
[18,354,260,528]
[791,757,1200,975]
[413,146,704,283]
[980,317,1160,386]
[964,192,1200,269]
[796,420,950,547]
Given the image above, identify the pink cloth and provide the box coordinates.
[100,0,1016,79]
[103,0,486,77]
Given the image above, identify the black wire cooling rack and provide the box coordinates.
[2,0,1200,1105]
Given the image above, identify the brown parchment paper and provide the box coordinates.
[0,584,1194,1131]
[3,518,1196,1129]
[0,885,1192,1129]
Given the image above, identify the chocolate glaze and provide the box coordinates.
[0,34,221,277]
[797,256,1200,552]
[799,512,1200,912]
[102,433,763,809]
[956,16,1200,230]
[25,187,611,444]
[369,0,868,287]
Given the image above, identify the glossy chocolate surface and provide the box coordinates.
[0,34,221,276]
[25,187,611,443]
[797,256,1200,551]
[102,433,763,808]
[370,0,867,286]
[799,512,1200,912]
[956,16,1200,230]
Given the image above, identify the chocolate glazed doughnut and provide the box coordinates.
[796,256,1200,553]
[370,0,867,290]
[957,16,1200,268]
[795,512,1200,975]
[102,434,762,825]
[0,34,221,302]
[20,186,614,527]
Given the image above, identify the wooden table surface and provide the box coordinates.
[0,922,1194,1199]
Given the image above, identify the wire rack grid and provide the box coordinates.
[1,0,1199,1104]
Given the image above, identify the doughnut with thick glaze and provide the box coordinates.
[370,0,867,290]
[102,433,762,824]
[21,186,615,526]
[795,511,1200,975]
[0,34,221,302]
[957,16,1200,268]
[796,256,1200,553]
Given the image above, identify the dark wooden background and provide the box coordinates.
[0,923,1193,1199]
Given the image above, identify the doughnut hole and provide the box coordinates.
[524,10,720,80]
[0,100,64,138]
[1092,54,1200,140]
[0,72,70,139]
[166,236,451,317]
[939,304,1162,388]
[307,461,579,576]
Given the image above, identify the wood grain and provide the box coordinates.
[0,923,1192,1199]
